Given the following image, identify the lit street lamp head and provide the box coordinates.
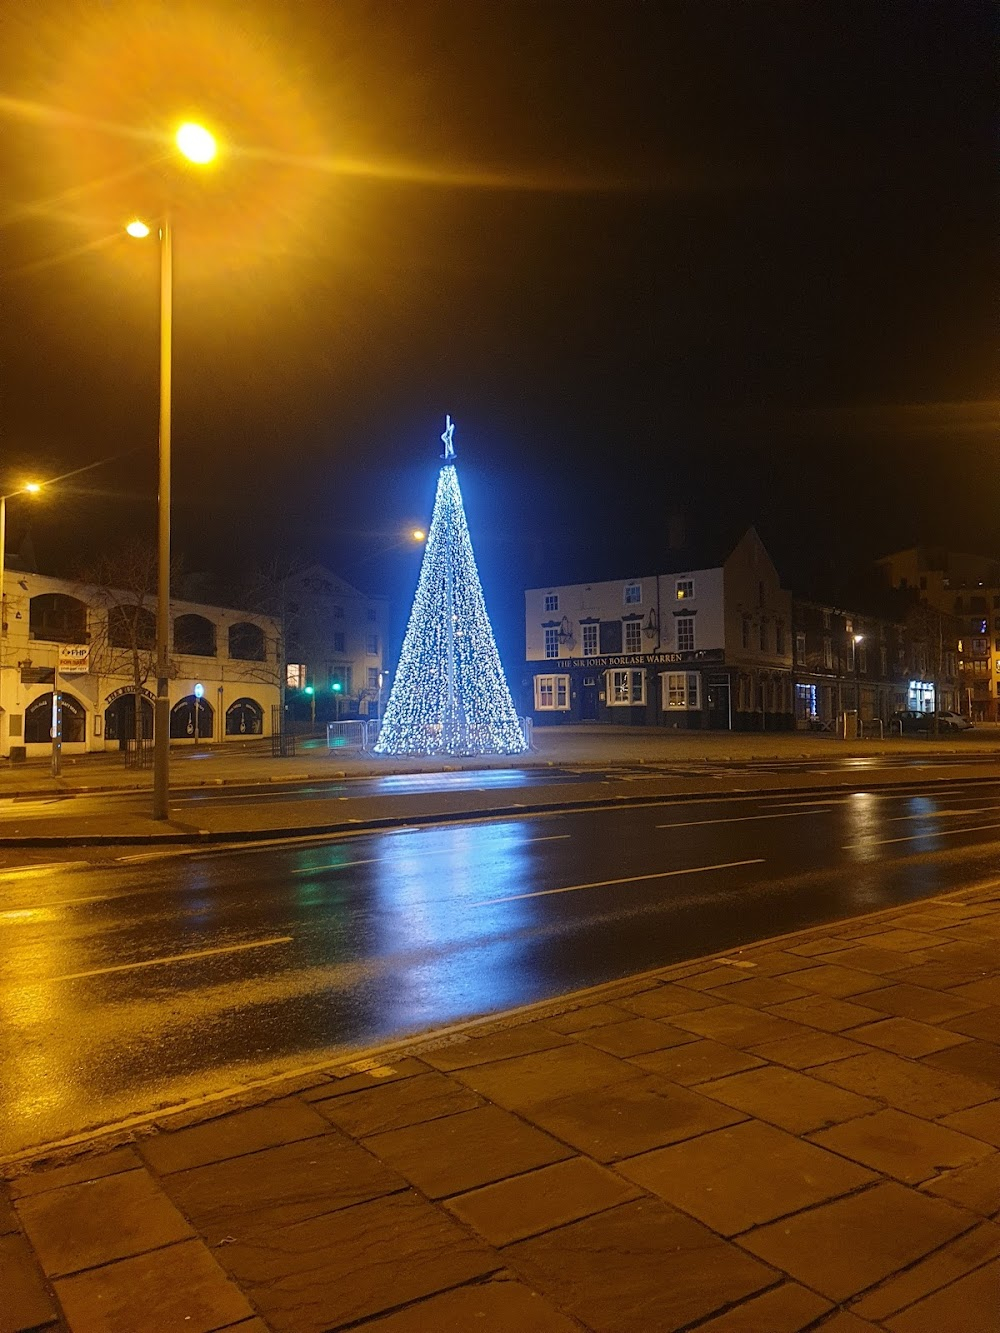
[125,219,151,238]
[23,482,42,495]
[412,529,426,542]
[175,122,217,165]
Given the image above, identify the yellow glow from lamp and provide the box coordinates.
[412,529,426,542]
[125,219,150,238]
[23,482,42,495]
[176,121,217,165]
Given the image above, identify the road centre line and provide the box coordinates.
[35,936,293,985]
[844,821,1000,849]
[656,810,831,830]
[474,858,764,906]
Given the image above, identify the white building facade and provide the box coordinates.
[0,570,281,759]
[524,529,793,730]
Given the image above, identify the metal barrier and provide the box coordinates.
[860,718,884,740]
[326,720,369,751]
[518,716,534,750]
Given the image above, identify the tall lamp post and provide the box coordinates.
[0,482,42,634]
[853,632,864,738]
[0,483,41,760]
[127,121,217,819]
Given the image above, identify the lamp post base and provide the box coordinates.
[152,695,170,819]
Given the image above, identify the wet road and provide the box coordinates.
[2,777,1000,1156]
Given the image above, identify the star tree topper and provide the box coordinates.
[441,413,456,459]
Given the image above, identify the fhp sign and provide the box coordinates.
[58,644,90,673]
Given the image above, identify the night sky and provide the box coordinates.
[0,1,995,665]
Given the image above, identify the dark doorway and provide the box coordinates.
[105,694,154,747]
[706,677,732,731]
[581,678,598,721]
[170,695,215,740]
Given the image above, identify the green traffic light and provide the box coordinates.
[332,682,342,692]
[304,686,314,695]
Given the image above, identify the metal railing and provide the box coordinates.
[326,720,369,751]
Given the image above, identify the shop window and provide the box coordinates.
[24,692,87,743]
[608,669,645,705]
[225,697,263,735]
[662,672,700,710]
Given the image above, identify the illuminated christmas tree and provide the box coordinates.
[374,417,527,756]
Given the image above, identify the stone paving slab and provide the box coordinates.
[505,1197,776,1333]
[4,880,1000,1331]
[350,1279,584,1331]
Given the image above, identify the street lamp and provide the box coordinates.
[127,120,217,819]
[853,633,864,736]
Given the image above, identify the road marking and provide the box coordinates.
[36,936,293,985]
[770,799,853,809]
[289,832,573,874]
[844,821,1000,849]
[0,862,89,882]
[656,810,831,830]
[474,859,764,906]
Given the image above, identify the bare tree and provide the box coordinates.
[80,540,160,749]
[233,556,309,727]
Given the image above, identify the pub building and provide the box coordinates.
[524,528,794,731]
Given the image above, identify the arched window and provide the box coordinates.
[226,697,264,735]
[170,694,215,739]
[228,621,265,661]
[29,593,88,644]
[24,692,87,743]
[108,605,156,650]
[174,614,216,657]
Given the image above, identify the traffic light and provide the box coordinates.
[304,686,314,695]
[332,682,342,693]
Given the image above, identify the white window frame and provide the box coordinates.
[624,620,642,654]
[581,623,599,656]
[662,671,701,710]
[544,593,559,613]
[676,615,695,653]
[623,582,642,605]
[676,579,694,601]
[534,674,570,710]
[544,626,560,659]
[607,668,645,706]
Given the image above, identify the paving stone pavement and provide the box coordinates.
[3,884,1000,1332]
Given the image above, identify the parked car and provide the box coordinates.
[936,710,975,731]
[891,710,974,734]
